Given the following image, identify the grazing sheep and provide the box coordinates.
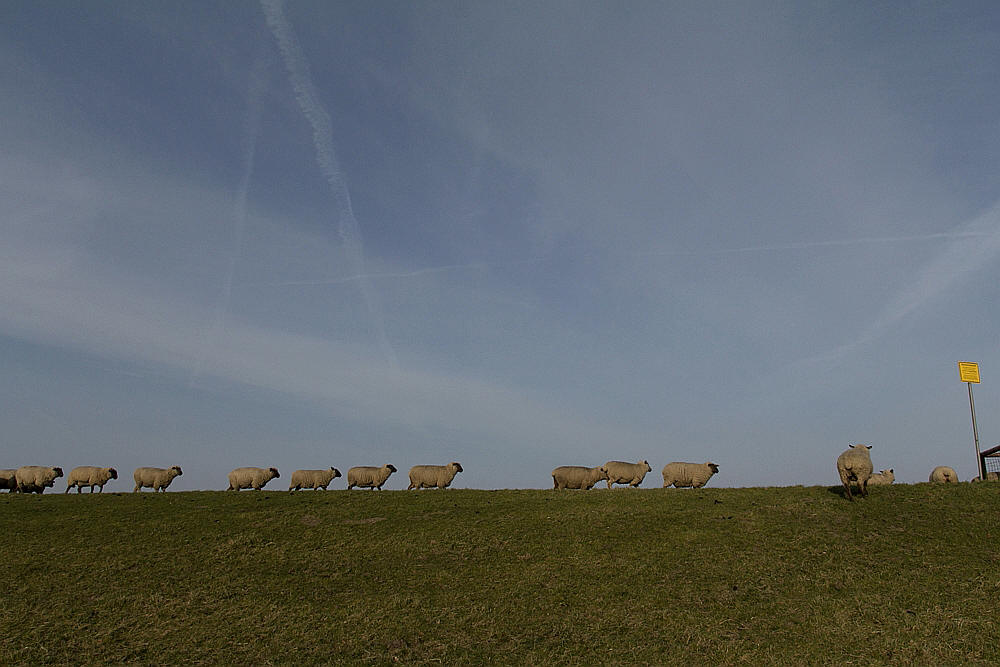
[133,466,183,492]
[227,467,280,491]
[347,464,396,490]
[836,444,873,501]
[866,469,895,486]
[661,462,720,489]
[604,460,652,488]
[972,472,1000,482]
[407,462,463,490]
[66,466,118,493]
[551,465,609,490]
[929,466,959,483]
[0,469,17,492]
[14,466,64,494]
[289,467,341,491]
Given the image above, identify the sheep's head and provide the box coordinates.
[171,466,183,476]
[707,463,720,474]
[451,462,463,472]
[331,467,342,478]
[642,460,651,472]
[269,467,280,478]
[386,464,397,473]
[597,466,609,480]
[53,467,64,478]
[850,444,872,450]
[108,468,119,479]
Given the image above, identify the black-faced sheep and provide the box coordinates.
[66,466,118,493]
[407,463,463,489]
[133,466,183,492]
[836,444,873,500]
[347,464,396,490]
[227,467,280,491]
[551,465,609,490]
[289,467,341,491]
[604,460,652,488]
[661,462,719,489]
[14,466,64,494]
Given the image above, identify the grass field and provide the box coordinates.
[4,483,1000,665]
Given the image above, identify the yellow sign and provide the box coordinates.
[958,361,981,383]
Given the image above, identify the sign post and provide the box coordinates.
[958,362,984,480]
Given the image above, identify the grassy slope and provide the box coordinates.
[3,484,1000,665]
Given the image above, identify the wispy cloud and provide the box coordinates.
[260,0,397,367]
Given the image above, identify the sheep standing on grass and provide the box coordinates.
[347,464,396,490]
[929,466,959,483]
[661,462,719,489]
[604,460,652,488]
[972,472,1000,482]
[867,469,895,486]
[133,466,183,492]
[0,469,17,492]
[66,466,118,493]
[14,466,64,494]
[551,465,609,490]
[228,467,280,491]
[408,463,463,490]
[836,444,873,501]
[289,467,341,491]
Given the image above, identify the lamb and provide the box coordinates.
[972,472,1000,482]
[551,465,609,490]
[0,469,17,492]
[65,466,118,493]
[661,462,720,489]
[929,466,958,483]
[133,466,183,492]
[289,467,341,491]
[407,462,463,490]
[867,469,895,486]
[227,467,280,491]
[836,444,873,500]
[347,464,396,490]
[14,466,64,494]
[604,460,652,488]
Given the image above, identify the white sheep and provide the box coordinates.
[289,467,342,491]
[347,464,396,490]
[407,462,463,490]
[929,466,958,483]
[227,467,280,491]
[133,466,183,492]
[836,444,873,500]
[867,469,895,486]
[604,460,652,488]
[14,466,64,494]
[551,465,609,490]
[66,466,118,493]
[972,472,1000,482]
[661,462,720,489]
[0,469,17,492]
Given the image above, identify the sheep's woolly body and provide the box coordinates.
[0,469,17,492]
[972,472,1000,482]
[661,462,720,489]
[66,466,118,493]
[289,468,341,491]
[228,467,280,491]
[347,464,396,490]
[867,469,895,486]
[407,463,463,490]
[836,444,873,500]
[14,466,64,494]
[929,466,958,483]
[604,460,652,488]
[134,466,183,492]
[551,465,608,490]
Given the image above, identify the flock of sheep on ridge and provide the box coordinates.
[0,449,990,497]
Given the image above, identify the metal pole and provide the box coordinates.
[969,382,985,479]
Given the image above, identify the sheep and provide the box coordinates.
[972,472,1000,482]
[867,469,895,486]
[133,466,183,492]
[407,462,463,490]
[836,444,873,500]
[661,462,720,489]
[929,466,958,483]
[551,465,609,490]
[347,464,396,490]
[0,469,17,492]
[14,466,64,494]
[289,467,341,491]
[227,467,280,491]
[604,460,652,488]
[65,466,118,493]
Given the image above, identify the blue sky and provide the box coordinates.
[3,1,999,490]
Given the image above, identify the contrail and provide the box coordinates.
[260,0,397,367]
[255,262,491,287]
[636,231,993,257]
[190,51,267,385]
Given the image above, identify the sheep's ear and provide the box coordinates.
[865,445,872,449]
